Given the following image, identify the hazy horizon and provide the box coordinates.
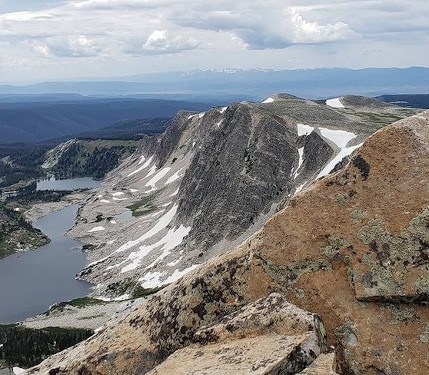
[0,0,428,84]
[0,65,426,86]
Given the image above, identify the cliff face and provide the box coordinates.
[69,95,416,297]
[29,111,429,374]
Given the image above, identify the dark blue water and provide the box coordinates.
[36,177,101,191]
[0,205,91,323]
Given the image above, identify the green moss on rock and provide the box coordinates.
[256,253,332,286]
[354,207,429,300]
[350,207,365,220]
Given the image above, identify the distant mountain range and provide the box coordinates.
[1,67,428,100]
[0,99,210,144]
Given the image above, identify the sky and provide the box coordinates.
[0,0,428,83]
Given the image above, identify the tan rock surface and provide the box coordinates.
[28,112,429,374]
[298,353,338,374]
[147,334,314,375]
[147,293,328,375]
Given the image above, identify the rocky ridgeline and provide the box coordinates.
[69,94,416,298]
[27,111,429,374]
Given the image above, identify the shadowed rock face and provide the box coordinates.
[28,112,429,374]
[73,95,419,293]
[299,132,334,179]
[176,103,297,250]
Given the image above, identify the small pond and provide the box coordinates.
[36,177,101,191]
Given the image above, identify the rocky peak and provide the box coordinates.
[28,110,429,374]
[69,95,420,298]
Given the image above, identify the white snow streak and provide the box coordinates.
[121,225,191,273]
[170,188,179,197]
[319,127,356,149]
[145,164,157,179]
[96,294,130,302]
[140,264,199,289]
[219,106,228,113]
[145,167,171,191]
[115,205,177,255]
[111,192,125,197]
[326,98,345,108]
[295,181,307,194]
[168,258,181,267]
[138,155,146,165]
[297,123,314,136]
[164,264,200,284]
[165,167,184,184]
[88,226,105,233]
[261,97,275,104]
[100,199,110,203]
[294,147,304,178]
[316,143,363,179]
[87,205,178,267]
[128,156,154,177]
[139,271,163,289]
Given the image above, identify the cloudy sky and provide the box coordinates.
[0,0,428,83]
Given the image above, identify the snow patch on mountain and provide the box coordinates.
[294,147,304,178]
[145,167,171,192]
[170,188,179,197]
[165,167,184,185]
[88,226,105,233]
[139,264,199,289]
[319,127,356,148]
[297,123,314,136]
[128,156,154,177]
[261,97,275,104]
[326,97,345,108]
[316,143,363,179]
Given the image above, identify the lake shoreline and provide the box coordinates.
[0,177,104,324]
[23,191,87,223]
[0,205,92,324]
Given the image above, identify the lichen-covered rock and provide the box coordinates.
[28,111,429,374]
[147,293,328,375]
[147,334,316,375]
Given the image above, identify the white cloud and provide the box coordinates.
[288,8,353,43]
[174,4,355,49]
[32,35,103,57]
[0,0,427,81]
[136,30,200,55]
[68,0,174,10]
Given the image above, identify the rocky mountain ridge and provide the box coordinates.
[27,109,429,374]
[70,94,417,298]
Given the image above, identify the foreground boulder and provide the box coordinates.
[29,111,428,374]
[147,293,331,375]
